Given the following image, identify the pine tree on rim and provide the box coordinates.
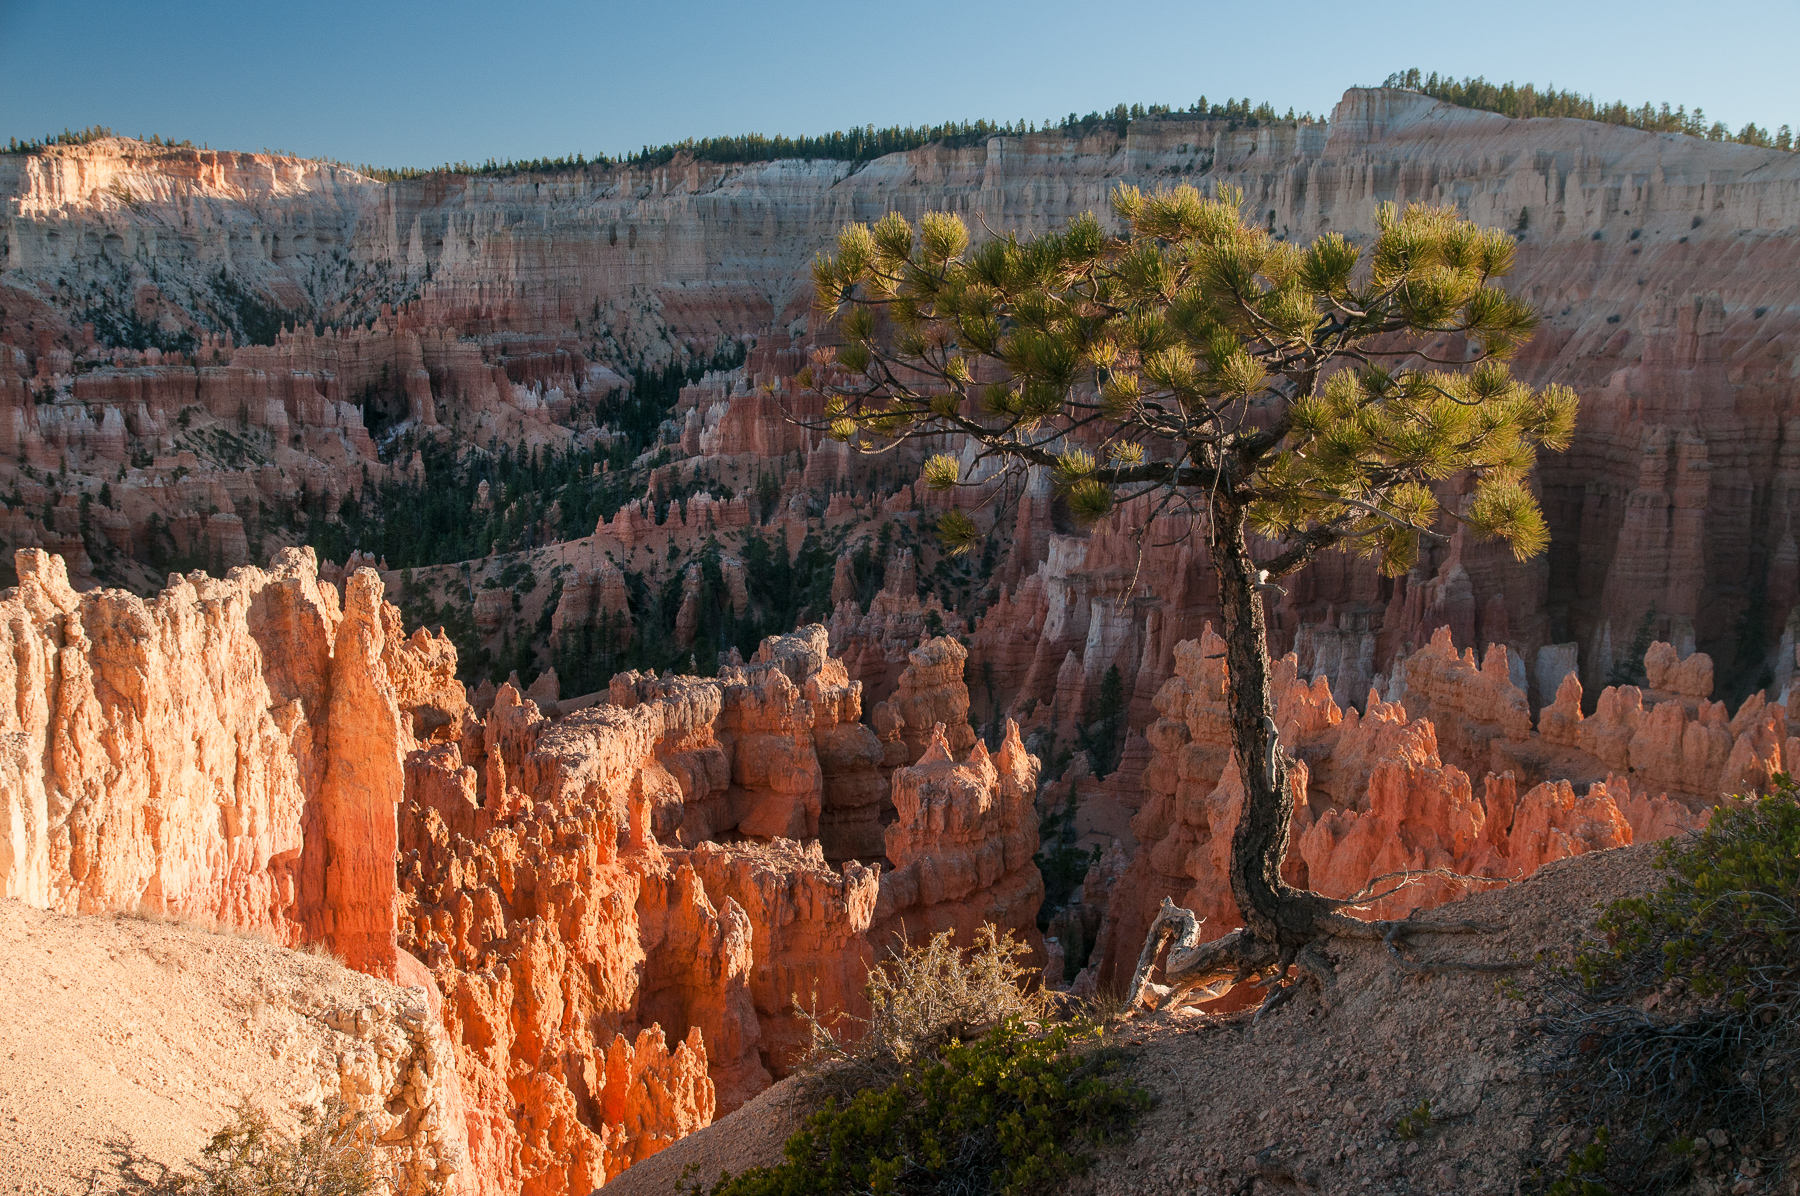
[799,183,1578,1009]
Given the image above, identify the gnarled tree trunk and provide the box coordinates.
[1124,495,1346,1009]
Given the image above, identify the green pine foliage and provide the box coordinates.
[296,347,739,571]
[1605,605,1658,689]
[628,99,1313,169]
[1034,793,1098,933]
[293,435,628,571]
[543,528,840,694]
[1078,664,1128,777]
[694,1020,1149,1196]
[1386,69,1795,151]
[812,179,1575,987]
[4,125,125,153]
[811,187,1574,573]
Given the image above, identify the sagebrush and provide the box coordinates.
[97,1097,382,1196]
[795,923,1049,1092]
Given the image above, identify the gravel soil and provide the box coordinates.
[597,1074,813,1195]
[1061,844,1659,1196]
[601,844,1662,1196]
[0,900,396,1195]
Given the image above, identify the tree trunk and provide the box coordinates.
[1124,500,1435,1010]
[1209,495,1321,951]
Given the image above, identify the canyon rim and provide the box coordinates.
[2,77,1798,1194]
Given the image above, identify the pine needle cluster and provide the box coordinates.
[807,183,1575,576]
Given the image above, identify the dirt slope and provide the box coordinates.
[0,900,459,1195]
[596,1075,813,1196]
[604,844,1661,1196]
[1064,845,1659,1195]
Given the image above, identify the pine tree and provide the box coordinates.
[805,184,1576,1008]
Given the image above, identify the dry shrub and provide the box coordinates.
[97,1097,384,1196]
[1080,980,1136,1028]
[701,924,1149,1196]
[297,938,348,967]
[796,923,1047,1091]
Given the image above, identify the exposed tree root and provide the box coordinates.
[1126,891,1525,1018]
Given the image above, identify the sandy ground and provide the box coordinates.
[1061,844,1661,1195]
[598,1074,813,1195]
[603,844,1668,1196]
[0,900,396,1195]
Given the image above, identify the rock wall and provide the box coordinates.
[9,86,1800,1172]
[396,784,729,1194]
[10,91,1800,695]
[0,532,1788,1191]
[0,550,913,1194]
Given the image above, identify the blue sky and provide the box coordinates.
[3,0,1797,169]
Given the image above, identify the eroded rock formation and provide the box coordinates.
[0,532,1785,1193]
[871,720,1044,965]
[7,83,1799,1195]
[1087,630,1762,993]
[13,89,1800,711]
[396,626,1030,1192]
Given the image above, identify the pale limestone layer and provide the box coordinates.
[8,88,1800,700]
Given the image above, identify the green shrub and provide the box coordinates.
[704,925,1150,1195]
[1393,1098,1433,1141]
[1545,1128,1610,1196]
[1536,776,1800,1193]
[695,1020,1149,1196]
[1577,776,1800,1005]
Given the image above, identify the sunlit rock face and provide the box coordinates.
[1086,628,1743,997]
[0,545,445,973]
[6,81,1800,1193]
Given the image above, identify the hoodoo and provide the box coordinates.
[3,69,1798,1194]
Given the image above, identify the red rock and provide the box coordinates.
[1645,641,1714,699]
[1096,626,1728,991]
[881,636,977,764]
[685,838,877,1077]
[315,568,408,976]
[1395,628,1532,776]
[872,721,1044,966]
